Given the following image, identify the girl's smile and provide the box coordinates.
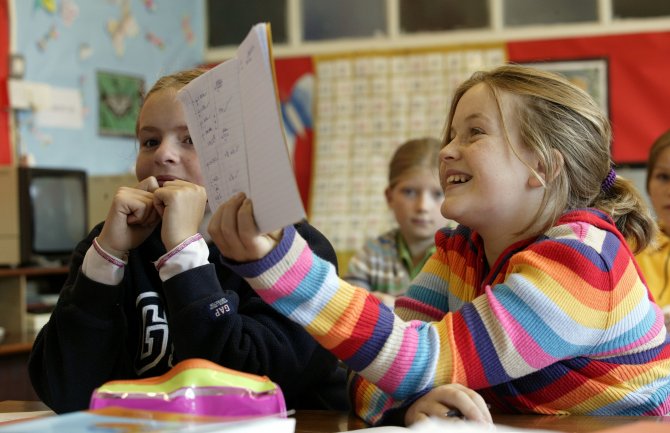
[443,171,472,188]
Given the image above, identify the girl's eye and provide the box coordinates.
[401,188,418,198]
[655,172,670,182]
[142,138,159,148]
[432,189,444,200]
[471,127,484,136]
[183,136,193,145]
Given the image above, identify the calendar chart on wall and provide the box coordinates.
[309,45,507,253]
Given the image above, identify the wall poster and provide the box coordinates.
[521,58,609,115]
[97,70,144,137]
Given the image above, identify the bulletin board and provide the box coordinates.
[309,44,507,253]
[7,1,204,174]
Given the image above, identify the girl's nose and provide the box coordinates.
[154,140,179,164]
[416,193,429,211]
[416,191,435,211]
[440,140,458,160]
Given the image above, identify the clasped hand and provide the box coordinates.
[97,177,207,259]
[405,384,492,426]
[208,192,282,263]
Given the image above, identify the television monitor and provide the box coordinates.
[18,167,89,266]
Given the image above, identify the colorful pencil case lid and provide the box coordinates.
[89,358,287,418]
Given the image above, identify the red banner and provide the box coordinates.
[275,57,315,210]
[508,31,670,163]
[0,0,12,165]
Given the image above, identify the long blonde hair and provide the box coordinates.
[446,64,654,252]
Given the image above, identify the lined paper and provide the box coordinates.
[177,23,305,233]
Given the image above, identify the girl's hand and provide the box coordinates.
[152,179,207,251]
[97,176,161,259]
[372,291,396,308]
[208,193,282,262]
[662,305,670,333]
[404,384,492,426]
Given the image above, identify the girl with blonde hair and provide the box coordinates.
[210,64,670,425]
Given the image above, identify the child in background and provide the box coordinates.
[636,129,670,330]
[345,137,449,307]
[28,68,348,414]
[209,64,670,426]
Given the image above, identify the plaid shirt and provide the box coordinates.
[343,229,434,296]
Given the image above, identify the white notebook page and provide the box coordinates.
[177,23,305,233]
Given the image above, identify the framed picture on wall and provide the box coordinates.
[97,70,144,137]
[521,58,609,116]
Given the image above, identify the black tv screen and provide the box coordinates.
[19,167,88,265]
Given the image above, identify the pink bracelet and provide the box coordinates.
[154,233,204,270]
[93,237,126,268]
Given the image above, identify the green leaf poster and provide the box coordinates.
[97,71,144,137]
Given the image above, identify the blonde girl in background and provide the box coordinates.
[209,64,670,426]
[636,129,670,330]
[345,137,450,307]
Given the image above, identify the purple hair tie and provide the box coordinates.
[601,167,616,192]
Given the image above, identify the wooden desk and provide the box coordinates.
[0,401,50,413]
[294,410,367,432]
[482,415,669,433]
[294,410,670,432]
[1,401,669,432]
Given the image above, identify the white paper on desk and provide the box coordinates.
[345,417,558,432]
[0,410,53,423]
[177,23,305,233]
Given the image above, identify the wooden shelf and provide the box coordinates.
[0,266,68,339]
[0,267,64,402]
[0,266,69,278]
[0,331,36,355]
[0,331,41,401]
[0,266,68,278]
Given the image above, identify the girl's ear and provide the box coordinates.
[385,186,393,206]
[529,149,564,188]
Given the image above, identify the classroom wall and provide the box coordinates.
[276,31,670,252]
[4,2,668,182]
[8,0,205,175]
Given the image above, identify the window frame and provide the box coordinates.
[205,0,670,61]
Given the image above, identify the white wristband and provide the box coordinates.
[82,237,127,285]
[154,234,209,281]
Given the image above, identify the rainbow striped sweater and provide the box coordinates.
[229,209,670,424]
